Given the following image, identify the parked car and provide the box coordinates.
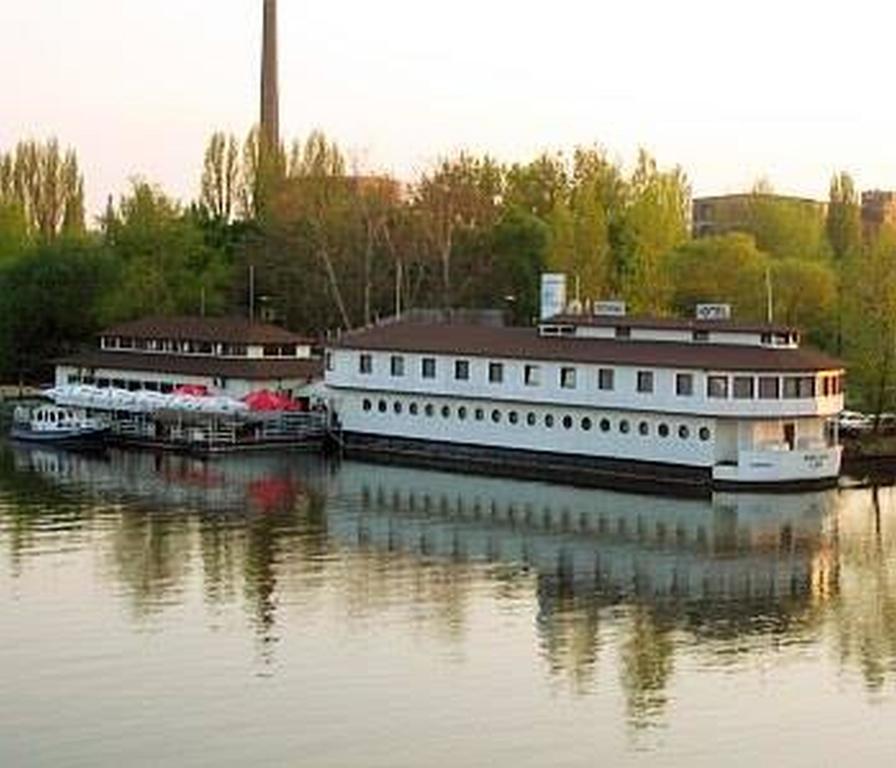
[838,410,873,437]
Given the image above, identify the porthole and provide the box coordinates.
[620,420,630,434]
[363,399,373,412]
[458,406,468,420]
[600,418,611,433]
[425,403,435,417]
[509,411,519,425]
[475,408,485,421]
[378,400,387,413]
[545,414,554,428]
[581,417,593,431]
[658,423,670,438]
[393,401,403,415]
[699,426,711,441]
[409,402,419,416]
[527,412,537,426]
[638,421,649,436]
[562,415,573,430]
[441,405,451,419]
[491,409,502,423]
[679,425,690,439]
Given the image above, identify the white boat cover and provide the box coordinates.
[44,385,250,416]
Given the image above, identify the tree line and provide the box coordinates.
[0,132,894,414]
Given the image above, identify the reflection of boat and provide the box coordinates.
[10,403,108,444]
[327,460,840,602]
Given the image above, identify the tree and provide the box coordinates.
[0,139,85,240]
[199,132,240,223]
[827,172,862,262]
[747,183,829,261]
[619,150,690,314]
[667,233,770,321]
[487,209,549,324]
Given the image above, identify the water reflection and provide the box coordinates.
[3,443,896,727]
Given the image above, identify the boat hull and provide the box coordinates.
[9,426,109,445]
[337,432,840,496]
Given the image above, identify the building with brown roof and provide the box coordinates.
[55,316,322,400]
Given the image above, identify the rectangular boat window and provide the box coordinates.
[759,376,779,399]
[615,326,631,339]
[359,353,373,375]
[676,373,694,396]
[524,364,541,387]
[692,330,709,342]
[421,357,436,379]
[733,376,755,399]
[598,368,615,391]
[454,360,470,381]
[798,376,815,398]
[560,367,577,389]
[325,352,334,372]
[783,376,800,398]
[637,371,654,393]
[488,362,504,384]
[390,355,405,377]
[707,376,729,398]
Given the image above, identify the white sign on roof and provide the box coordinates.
[594,301,626,317]
[695,304,732,321]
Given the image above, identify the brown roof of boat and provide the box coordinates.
[56,351,323,381]
[332,321,843,373]
[99,316,312,345]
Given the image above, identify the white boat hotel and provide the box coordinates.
[55,316,322,401]
[323,275,845,492]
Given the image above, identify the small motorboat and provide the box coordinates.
[10,403,109,444]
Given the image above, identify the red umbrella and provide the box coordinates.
[242,389,300,412]
[173,384,210,396]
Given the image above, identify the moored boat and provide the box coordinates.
[10,403,109,444]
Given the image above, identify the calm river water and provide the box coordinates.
[2,444,896,767]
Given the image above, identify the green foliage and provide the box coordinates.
[827,172,862,262]
[0,237,115,380]
[667,234,769,320]
[747,187,830,261]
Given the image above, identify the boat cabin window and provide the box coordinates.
[488,362,504,384]
[390,355,405,377]
[693,330,709,342]
[676,373,693,396]
[560,367,577,389]
[598,368,614,391]
[421,358,436,379]
[707,376,729,399]
[524,365,541,387]
[733,376,755,399]
[615,326,631,339]
[454,360,470,381]
[636,371,654,393]
[359,353,373,375]
[759,376,780,399]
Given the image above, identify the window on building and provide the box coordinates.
[441,405,451,418]
[759,376,780,399]
[707,376,729,398]
[409,402,419,416]
[390,355,405,377]
[475,407,485,421]
[562,415,573,430]
[733,376,755,399]
[620,420,630,434]
[544,414,554,428]
[458,406,468,420]
[598,368,615,391]
[359,353,373,375]
[693,330,709,342]
[325,352,334,372]
[488,362,504,384]
[637,371,654,393]
[527,412,537,426]
[509,411,519,425]
[699,427,711,441]
[581,417,592,431]
[491,409,502,423]
[560,367,577,389]
[658,423,670,438]
[600,418,611,432]
[378,400,387,413]
[639,421,650,436]
[798,376,816,398]
[425,403,435,417]
[363,399,373,412]
[676,373,694,396]
[615,326,631,339]
[421,357,436,379]
[454,360,470,381]
[524,364,541,387]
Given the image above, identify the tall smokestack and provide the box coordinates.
[260,0,279,150]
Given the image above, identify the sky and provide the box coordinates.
[3,0,896,218]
